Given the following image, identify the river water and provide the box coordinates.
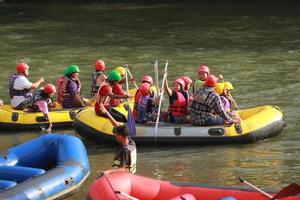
[0,2,299,199]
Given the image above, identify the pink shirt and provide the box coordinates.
[34,100,49,115]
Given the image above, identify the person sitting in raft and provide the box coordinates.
[132,75,158,121]
[9,62,44,110]
[0,98,3,108]
[135,83,156,124]
[193,64,210,94]
[180,75,193,107]
[61,65,87,108]
[164,76,188,123]
[98,103,137,175]
[189,74,240,126]
[90,59,107,97]
[215,81,241,122]
[57,66,69,105]
[27,84,56,133]
[94,83,127,122]
[108,70,130,107]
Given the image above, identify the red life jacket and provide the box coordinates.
[95,84,111,116]
[132,88,142,119]
[61,77,81,99]
[168,91,187,116]
[110,83,124,107]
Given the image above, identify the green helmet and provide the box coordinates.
[68,65,80,74]
[108,70,122,82]
[63,67,69,77]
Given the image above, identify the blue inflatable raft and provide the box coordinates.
[0,134,90,200]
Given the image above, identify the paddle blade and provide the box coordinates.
[126,106,136,137]
[273,183,300,199]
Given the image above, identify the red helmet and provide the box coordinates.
[16,63,30,73]
[198,65,210,74]
[205,74,218,87]
[95,60,106,71]
[180,76,192,89]
[44,84,56,94]
[174,78,185,89]
[99,85,112,97]
[142,75,153,85]
[139,83,150,96]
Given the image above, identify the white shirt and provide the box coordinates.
[11,76,32,108]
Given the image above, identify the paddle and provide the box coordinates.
[125,67,136,137]
[154,61,168,144]
[123,64,138,89]
[239,178,300,199]
[153,59,160,96]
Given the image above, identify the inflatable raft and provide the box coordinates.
[88,172,300,200]
[0,104,80,131]
[0,133,90,199]
[74,104,285,145]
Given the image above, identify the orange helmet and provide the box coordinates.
[205,74,218,87]
[44,84,56,94]
[95,60,105,71]
[198,65,210,74]
[16,63,30,73]
[180,76,192,90]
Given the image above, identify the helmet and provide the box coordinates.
[95,60,105,71]
[115,66,125,76]
[215,82,225,95]
[99,85,112,96]
[43,83,56,94]
[108,70,122,82]
[139,83,150,96]
[142,75,153,85]
[174,78,185,89]
[16,63,30,73]
[68,65,80,74]
[63,67,69,77]
[180,76,192,89]
[224,81,234,91]
[205,74,218,87]
[198,64,210,74]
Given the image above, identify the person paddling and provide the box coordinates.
[91,59,107,97]
[193,64,210,94]
[9,63,44,109]
[98,103,137,175]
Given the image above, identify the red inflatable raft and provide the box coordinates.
[88,172,300,200]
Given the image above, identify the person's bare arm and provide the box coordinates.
[98,103,119,127]
[31,78,44,89]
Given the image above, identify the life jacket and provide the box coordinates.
[61,77,81,99]
[94,84,112,115]
[113,140,137,174]
[193,79,204,94]
[110,83,124,107]
[136,95,152,123]
[132,88,142,119]
[90,71,106,97]
[29,89,52,111]
[220,95,231,111]
[57,76,64,104]
[191,87,214,112]
[9,73,32,99]
[168,91,187,116]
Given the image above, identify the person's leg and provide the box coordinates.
[14,98,31,110]
[204,115,225,126]
[109,107,127,122]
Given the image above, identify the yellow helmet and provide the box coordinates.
[115,66,125,76]
[224,81,234,91]
[215,82,225,95]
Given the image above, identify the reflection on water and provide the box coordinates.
[0,2,300,199]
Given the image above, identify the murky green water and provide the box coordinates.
[0,2,299,199]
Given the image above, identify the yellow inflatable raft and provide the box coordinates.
[74,104,286,145]
[0,104,80,131]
